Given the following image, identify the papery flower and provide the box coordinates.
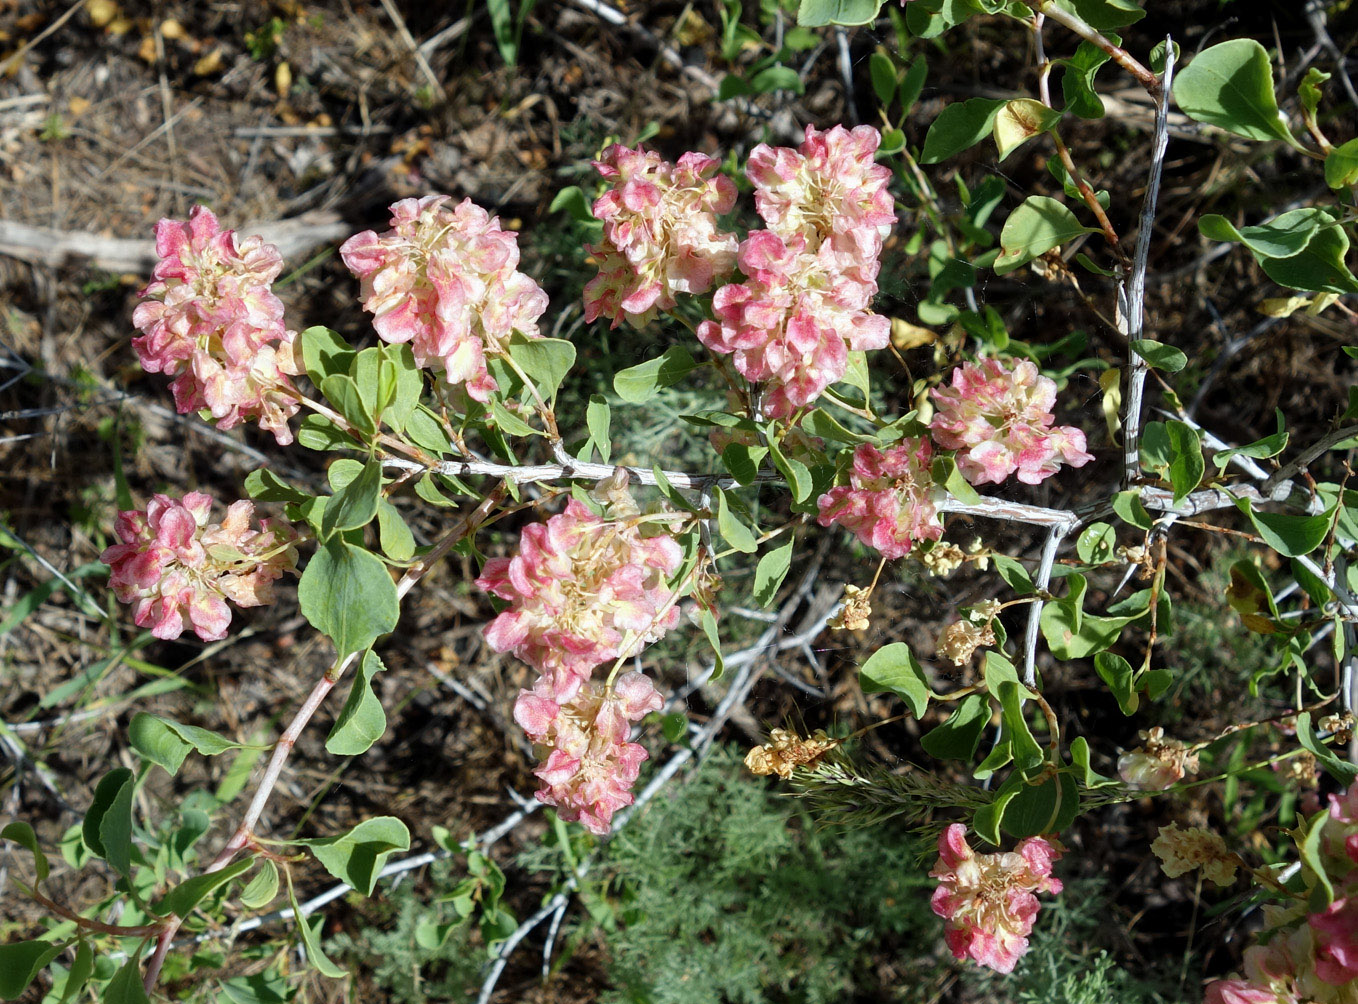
[744,728,840,778]
[477,500,683,703]
[937,619,995,666]
[100,492,298,642]
[698,230,889,419]
[340,195,548,400]
[1117,726,1199,791]
[131,205,302,445]
[1311,894,1358,986]
[583,145,738,328]
[930,357,1094,486]
[746,123,895,272]
[929,823,1064,974]
[816,439,944,559]
[1205,902,1356,1004]
[1151,823,1239,886]
[513,671,663,834]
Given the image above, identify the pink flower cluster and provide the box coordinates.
[698,125,893,419]
[132,206,302,445]
[340,196,548,401]
[478,499,682,832]
[583,146,738,328]
[929,823,1064,974]
[1207,787,1358,1003]
[101,492,298,642]
[816,438,943,559]
[514,672,663,834]
[930,357,1093,486]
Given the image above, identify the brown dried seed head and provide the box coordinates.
[745,728,840,778]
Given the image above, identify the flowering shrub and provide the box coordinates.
[100,492,298,641]
[340,195,548,400]
[816,439,943,558]
[929,824,1064,974]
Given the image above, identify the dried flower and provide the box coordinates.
[937,619,995,666]
[101,492,298,641]
[921,542,965,577]
[583,145,738,328]
[340,195,548,400]
[1151,823,1239,886]
[514,672,663,834]
[744,728,839,778]
[930,357,1093,486]
[477,499,683,703]
[132,205,302,444]
[930,824,1064,974]
[828,583,872,632]
[816,439,944,559]
[1117,727,1199,791]
[697,230,889,419]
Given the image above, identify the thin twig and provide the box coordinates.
[378,0,447,102]
[1119,36,1175,486]
[1022,525,1069,689]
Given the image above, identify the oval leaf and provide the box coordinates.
[859,643,929,718]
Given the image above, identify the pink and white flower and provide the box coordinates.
[583,145,739,328]
[697,230,889,419]
[477,500,683,704]
[340,196,548,400]
[101,492,298,642]
[929,823,1064,974]
[746,123,895,274]
[816,439,944,559]
[930,357,1094,486]
[513,672,663,834]
[131,205,302,444]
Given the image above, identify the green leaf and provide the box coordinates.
[992,554,1035,594]
[859,643,929,718]
[218,971,291,1004]
[55,941,94,1004]
[1213,412,1289,469]
[796,0,883,26]
[1325,137,1358,189]
[1061,40,1113,118]
[1070,736,1108,784]
[1075,522,1116,564]
[613,346,697,404]
[869,51,897,106]
[1143,668,1173,700]
[300,326,355,385]
[920,97,1006,163]
[1199,209,1324,259]
[1260,223,1358,294]
[752,540,794,607]
[298,539,400,657]
[1298,711,1358,784]
[1052,0,1143,28]
[129,712,192,774]
[932,454,981,506]
[900,57,927,115]
[83,767,134,875]
[350,347,390,425]
[290,885,346,978]
[155,858,255,917]
[767,438,813,504]
[720,443,768,486]
[507,335,576,403]
[326,650,389,756]
[376,500,416,563]
[992,98,1061,161]
[1130,340,1186,372]
[1002,771,1079,838]
[321,460,382,539]
[920,693,989,760]
[404,407,452,455]
[300,816,411,896]
[549,185,599,226]
[101,958,152,1004]
[1,821,48,882]
[994,196,1098,275]
[1233,497,1334,557]
[1172,38,1298,145]
[244,469,311,504]
[0,940,62,999]
[698,604,724,681]
[1112,489,1153,530]
[384,343,422,432]
[296,414,360,452]
[750,65,804,95]
[996,680,1043,771]
[1094,652,1138,714]
[238,860,280,910]
[1301,807,1335,906]
[319,374,376,437]
[972,782,1017,844]
[586,395,611,463]
[714,487,758,554]
[1140,421,1203,503]
[489,398,538,438]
